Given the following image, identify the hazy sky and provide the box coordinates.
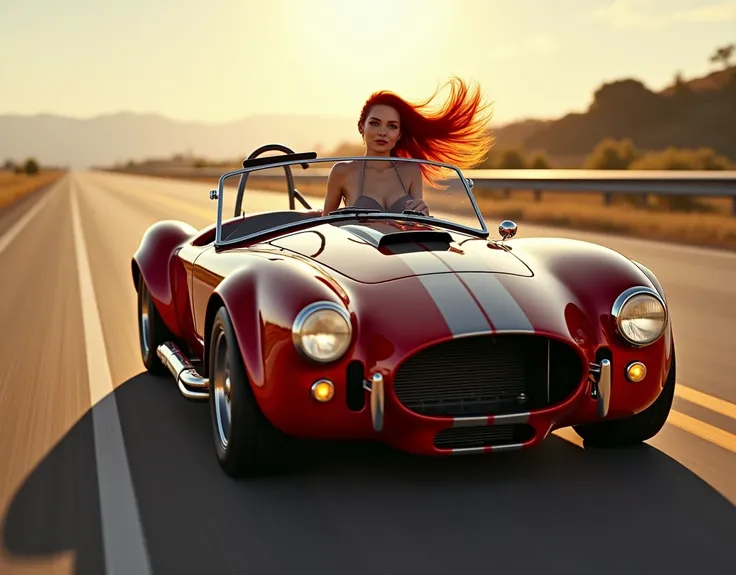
[1,0,734,125]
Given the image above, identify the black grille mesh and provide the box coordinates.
[434,424,536,449]
[393,334,582,417]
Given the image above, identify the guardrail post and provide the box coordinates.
[534,190,542,202]
[732,196,736,217]
[603,192,612,206]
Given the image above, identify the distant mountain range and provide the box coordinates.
[0,112,361,169]
[1,64,733,169]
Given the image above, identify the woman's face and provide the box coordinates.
[361,104,401,154]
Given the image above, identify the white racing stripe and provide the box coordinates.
[459,273,534,332]
[347,222,533,335]
[386,242,453,275]
[70,178,153,575]
[388,240,533,334]
[417,274,491,335]
[382,242,491,336]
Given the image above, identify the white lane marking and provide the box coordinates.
[70,178,153,575]
[0,182,57,256]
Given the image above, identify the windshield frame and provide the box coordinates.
[211,155,488,248]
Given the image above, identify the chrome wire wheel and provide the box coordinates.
[212,330,232,450]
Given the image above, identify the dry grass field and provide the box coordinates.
[0,171,66,210]
[115,170,736,252]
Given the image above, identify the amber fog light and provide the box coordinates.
[626,362,647,383]
[311,379,335,402]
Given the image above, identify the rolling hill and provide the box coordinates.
[0,112,358,169]
[1,64,733,169]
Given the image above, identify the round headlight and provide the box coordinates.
[292,302,352,363]
[612,287,667,346]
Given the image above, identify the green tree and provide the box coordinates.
[710,44,735,70]
[631,147,732,170]
[498,148,526,169]
[529,152,550,169]
[630,147,732,212]
[584,138,641,169]
[24,158,39,175]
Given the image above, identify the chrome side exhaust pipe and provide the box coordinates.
[157,342,209,401]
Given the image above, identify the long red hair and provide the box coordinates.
[358,76,494,188]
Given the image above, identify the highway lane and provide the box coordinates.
[0,170,733,574]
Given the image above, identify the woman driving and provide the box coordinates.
[321,76,494,216]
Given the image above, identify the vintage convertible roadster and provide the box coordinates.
[132,144,676,477]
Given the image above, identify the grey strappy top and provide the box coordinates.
[350,160,411,213]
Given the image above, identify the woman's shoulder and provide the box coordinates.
[330,160,355,171]
[328,160,360,179]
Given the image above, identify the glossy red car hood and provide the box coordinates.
[269,219,533,284]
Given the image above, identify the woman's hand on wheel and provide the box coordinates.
[403,198,429,215]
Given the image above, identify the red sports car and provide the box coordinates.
[132,145,676,478]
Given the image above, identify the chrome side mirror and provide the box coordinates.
[498,220,518,240]
[209,189,218,200]
[465,178,474,189]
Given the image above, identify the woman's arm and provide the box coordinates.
[404,163,429,215]
[321,163,348,216]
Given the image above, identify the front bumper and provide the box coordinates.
[358,362,609,456]
[255,328,669,456]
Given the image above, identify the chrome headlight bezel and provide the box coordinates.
[611,286,668,347]
[291,301,353,363]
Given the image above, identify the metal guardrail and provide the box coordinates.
[115,166,736,215]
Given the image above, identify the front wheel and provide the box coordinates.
[137,276,172,375]
[573,346,676,448]
[208,306,296,477]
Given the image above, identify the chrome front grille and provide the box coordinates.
[393,334,583,417]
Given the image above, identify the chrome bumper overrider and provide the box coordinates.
[363,373,384,432]
[157,342,209,401]
[589,359,612,418]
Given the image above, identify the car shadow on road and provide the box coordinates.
[3,372,736,575]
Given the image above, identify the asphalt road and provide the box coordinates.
[0,171,734,575]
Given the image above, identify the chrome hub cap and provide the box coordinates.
[213,332,232,449]
[140,285,150,355]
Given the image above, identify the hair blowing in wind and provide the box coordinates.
[358,76,495,187]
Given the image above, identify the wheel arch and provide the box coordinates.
[131,219,198,338]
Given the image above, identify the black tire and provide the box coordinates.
[573,346,677,448]
[137,275,173,375]
[208,306,296,477]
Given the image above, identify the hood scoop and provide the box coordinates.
[342,224,453,249]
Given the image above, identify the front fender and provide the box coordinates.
[508,236,674,418]
[131,219,198,337]
[206,256,352,408]
[509,237,662,338]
